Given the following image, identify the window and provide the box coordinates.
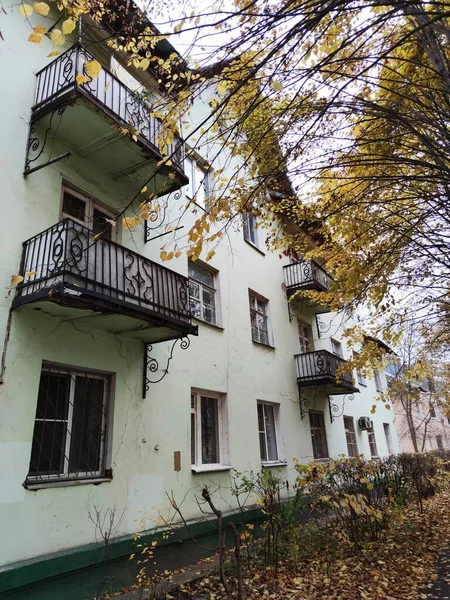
[26,364,111,484]
[429,404,437,418]
[383,423,393,454]
[436,435,444,450]
[344,416,358,457]
[310,411,329,460]
[374,369,383,392]
[331,339,343,358]
[188,261,219,325]
[191,390,228,468]
[257,402,280,463]
[367,421,378,457]
[186,157,211,210]
[298,320,313,354]
[249,292,271,346]
[354,352,367,386]
[243,213,259,247]
[61,187,117,241]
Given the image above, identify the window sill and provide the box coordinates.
[252,339,275,350]
[191,465,233,474]
[24,477,113,491]
[244,239,266,256]
[262,461,287,468]
[192,317,224,331]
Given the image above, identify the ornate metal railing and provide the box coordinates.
[295,350,354,387]
[14,218,191,324]
[284,260,331,295]
[32,44,185,170]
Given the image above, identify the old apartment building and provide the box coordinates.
[0,4,399,598]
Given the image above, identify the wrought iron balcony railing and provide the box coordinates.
[31,44,185,172]
[284,260,331,297]
[295,350,358,393]
[13,219,196,340]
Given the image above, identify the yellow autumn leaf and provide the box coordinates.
[28,32,43,43]
[11,275,24,286]
[160,250,168,261]
[272,80,283,92]
[140,186,148,194]
[34,1,49,15]
[33,26,47,33]
[48,50,61,57]
[62,18,76,35]
[76,75,89,85]
[175,251,182,258]
[206,250,215,261]
[166,251,174,260]
[85,60,101,79]
[50,29,65,46]
[104,82,110,93]
[18,3,33,16]
[26,271,38,277]
[122,216,141,230]
[140,58,150,70]
[168,172,176,180]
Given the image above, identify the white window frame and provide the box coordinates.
[353,352,367,386]
[367,421,378,457]
[298,320,313,354]
[257,401,284,465]
[374,369,383,392]
[191,390,229,471]
[331,339,343,358]
[249,291,273,346]
[344,415,359,457]
[185,156,211,210]
[243,213,260,249]
[310,411,329,460]
[383,423,393,455]
[188,260,220,326]
[60,185,119,242]
[26,363,112,485]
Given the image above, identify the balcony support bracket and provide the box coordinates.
[298,383,330,420]
[328,392,356,423]
[287,296,305,323]
[24,105,69,177]
[315,313,333,339]
[143,336,191,398]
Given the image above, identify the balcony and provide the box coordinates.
[295,350,359,395]
[26,44,188,195]
[12,219,197,343]
[284,260,331,296]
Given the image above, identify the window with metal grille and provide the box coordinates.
[367,421,378,457]
[310,411,329,460]
[344,416,358,457]
[26,365,111,484]
[383,423,393,454]
[191,390,227,467]
[249,292,271,346]
[257,402,279,463]
[188,261,218,325]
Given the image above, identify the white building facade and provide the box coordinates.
[0,6,399,599]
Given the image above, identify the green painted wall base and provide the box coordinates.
[0,507,264,600]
